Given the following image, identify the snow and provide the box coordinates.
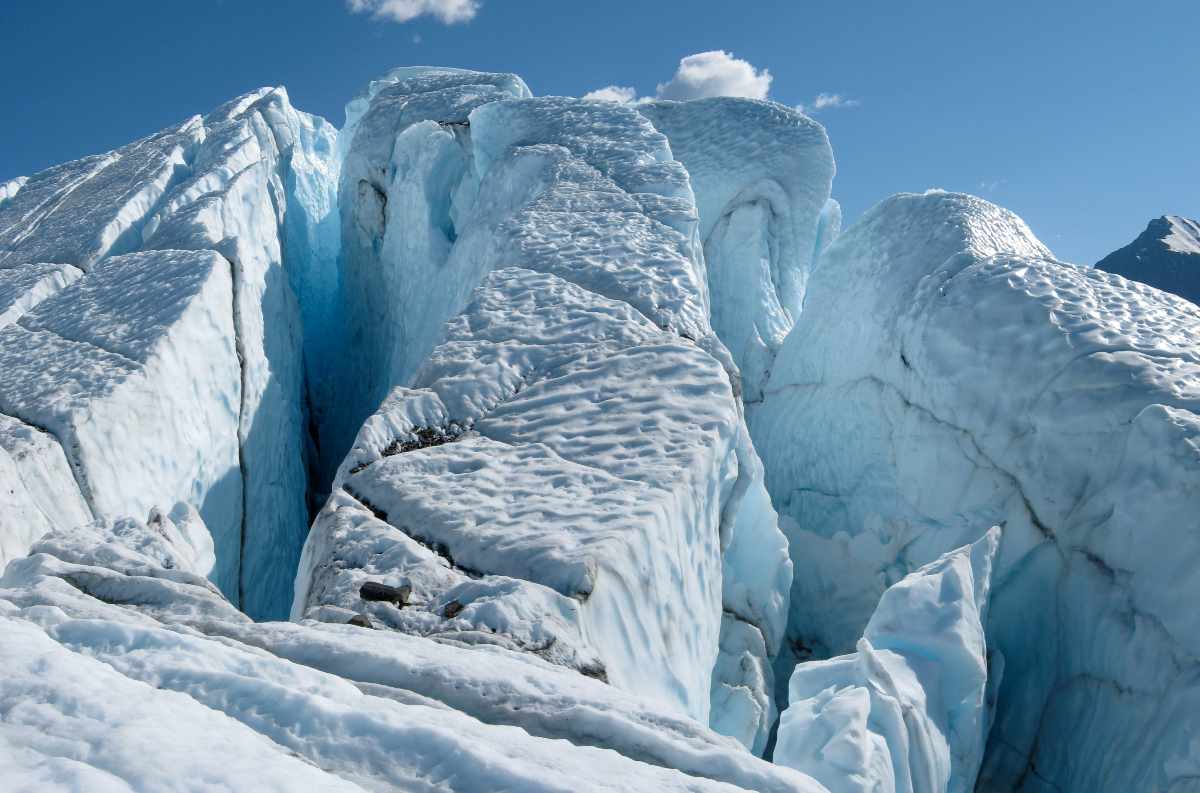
[1095,214,1200,307]
[775,528,1000,793]
[637,98,835,401]
[754,190,1200,792]
[0,176,27,207]
[1163,215,1200,255]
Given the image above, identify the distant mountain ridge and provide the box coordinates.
[1096,215,1200,306]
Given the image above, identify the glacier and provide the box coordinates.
[0,62,1197,793]
[775,528,1000,793]
[753,190,1200,792]
[0,87,339,619]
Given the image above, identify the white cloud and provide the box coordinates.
[655,50,772,101]
[796,92,860,114]
[581,50,772,105]
[346,0,479,24]
[582,85,638,103]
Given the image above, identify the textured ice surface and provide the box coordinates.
[307,73,790,751]
[775,529,1000,793]
[754,190,1200,792]
[5,62,1198,792]
[0,87,341,618]
[637,99,835,402]
[0,509,824,793]
[0,250,240,590]
[328,67,532,479]
[1095,215,1200,307]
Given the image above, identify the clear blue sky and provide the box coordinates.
[2,0,1196,264]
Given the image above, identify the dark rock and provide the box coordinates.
[359,580,412,606]
[346,613,373,629]
[443,599,464,619]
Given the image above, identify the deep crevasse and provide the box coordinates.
[0,86,341,619]
[300,72,796,750]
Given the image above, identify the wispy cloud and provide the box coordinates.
[583,50,772,104]
[346,0,479,24]
[978,179,1007,193]
[796,92,860,114]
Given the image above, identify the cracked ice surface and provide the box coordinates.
[307,74,791,751]
[754,190,1200,792]
[0,87,340,618]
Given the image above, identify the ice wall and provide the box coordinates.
[775,528,1000,793]
[637,99,835,402]
[0,87,341,618]
[301,79,792,751]
[326,67,531,481]
[754,190,1200,792]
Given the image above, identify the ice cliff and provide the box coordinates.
[753,190,1200,792]
[0,65,1197,793]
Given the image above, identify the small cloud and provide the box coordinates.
[655,50,772,101]
[796,92,860,114]
[582,85,639,103]
[581,50,773,105]
[978,179,1007,193]
[411,32,423,44]
[346,0,479,24]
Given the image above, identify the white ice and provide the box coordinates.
[0,506,824,793]
[637,99,835,401]
[0,87,341,618]
[754,190,1200,792]
[306,72,791,751]
[775,528,1000,793]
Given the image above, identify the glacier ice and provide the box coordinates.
[0,87,341,619]
[302,78,792,750]
[637,98,835,402]
[0,61,1197,793]
[0,506,824,793]
[0,249,240,590]
[754,190,1200,792]
[775,528,1000,793]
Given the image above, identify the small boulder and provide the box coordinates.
[359,580,412,606]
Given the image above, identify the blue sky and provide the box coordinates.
[1,0,1196,264]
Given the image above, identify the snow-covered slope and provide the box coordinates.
[1095,214,1200,307]
[0,87,340,618]
[754,190,1200,792]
